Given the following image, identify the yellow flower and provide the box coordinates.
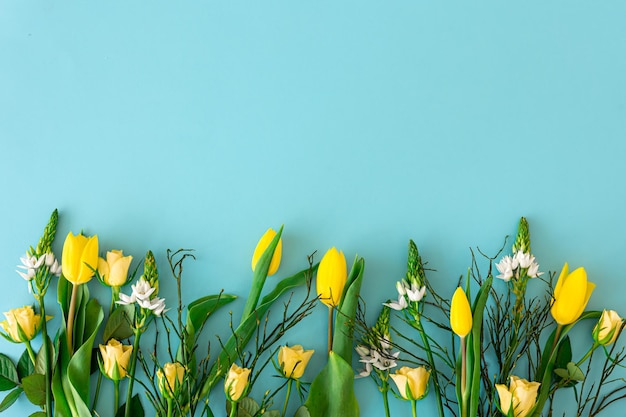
[62,231,99,285]
[251,228,282,276]
[495,376,541,417]
[98,250,133,287]
[0,306,44,343]
[450,287,472,338]
[224,363,251,402]
[550,263,595,325]
[99,338,133,380]
[390,366,430,401]
[316,247,347,307]
[593,309,623,346]
[157,362,185,398]
[278,345,314,379]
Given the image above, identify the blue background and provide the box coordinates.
[2,1,626,416]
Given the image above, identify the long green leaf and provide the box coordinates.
[332,256,365,363]
[304,352,359,417]
[0,387,22,411]
[468,275,493,417]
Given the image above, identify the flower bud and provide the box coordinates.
[496,376,540,417]
[593,309,623,346]
[224,363,251,402]
[316,247,347,307]
[98,250,133,287]
[251,228,282,276]
[158,362,185,399]
[550,263,595,325]
[450,287,472,338]
[278,345,314,379]
[62,232,99,285]
[0,306,45,343]
[99,338,133,380]
[390,366,430,400]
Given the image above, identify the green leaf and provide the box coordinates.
[332,256,365,363]
[22,373,46,406]
[304,352,359,417]
[17,349,34,380]
[554,336,573,370]
[262,411,281,417]
[293,406,311,417]
[0,354,19,391]
[115,394,144,417]
[0,387,22,411]
[29,412,47,417]
[238,397,260,415]
[35,336,54,376]
[103,304,135,342]
[567,362,585,381]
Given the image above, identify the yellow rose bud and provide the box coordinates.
[390,366,430,401]
[316,247,347,307]
[0,306,44,343]
[251,228,282,276]
[278,345,314,379]
[550,263,595,325]
[450,287,472,338]
[157,362,186,398]
[224,363,251,402]
[593,309,623,346]
[495,376,540,417]
[99,338,133,380]
[62,231,99,285]
[98,250,133,287]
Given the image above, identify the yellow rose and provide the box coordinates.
[224,363,251,402]
[278,345,314,379]
[550,263,595,325]
[495,376,541,417]
[62,231,99,285]
[390,366,430,401]
[251,228,282,276]
[99,338,133,380]
[316,247,347,307]
[98,250,133,287]
[593,309,623,346]
[157,362,185,398]
[450,287,473,338]
[0,306,44,343]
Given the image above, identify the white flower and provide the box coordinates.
[16,268,36,281]
[355,361,373,378]
[371,350,400,371]
[396,281,406,296]
[515,251,533,269]
[526,261,543,278]
[495,256,516,281]
[132,278,156,301]
[356,345,370,357]
[117,292,136,305]
[138,296,167,316]
[406,284,426,302]
[16,254,45,280]
[384,295,408,311]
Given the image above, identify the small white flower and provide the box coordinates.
[17,253,45,271]
[406,284,426,302]
[384,295,408,311]
[396,281,406,296]
[372,350,400,371]
[355,361,372,378]
[527,261,544,278]
[16,268,36,281]
[50,259,62,276]
[515,251,533,269]
[131,278,156,302]
[378,335,391,350]
[495,256,516,281]
[43,253,55,267]
[141,297,166,316]
[355,345,370,357]
[116,292,136,305]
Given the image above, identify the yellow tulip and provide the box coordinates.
[0,306,44,343]
[450,287,472,338]
[157,362,185,398]
[99,338,133,380]
[593,309,623,346]
[224,363,251,402]
[316,247,347,307]
[98,250,133,287]
[495,376,540,417]
[62,231,99,285]
[251,228,282,276]
[390,366,430,401]
[550,263,595,325]
[278,345,314,379]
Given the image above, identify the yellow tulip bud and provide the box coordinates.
[224,363,251,402]
[450,287,472,338]
[593,309,623,346]
[98,250,133,287]
[495,376,540,417]
[0,306,45,343]
[99,338,133,380]
[278,345,314,379]
[62,231,99,285]
[251,228,282,276]
[316,247,347,307]
[550,263,595,325]
[157,362,186,398]
[390,366,430,401]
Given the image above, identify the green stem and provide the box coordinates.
[327,306,333,353]
[413,317,444,417]
[114,379,120,413]
[38,300,52,417]
[110,286,120,313]
[381,380,391,417]
[460,336,467,417]
[577,343,599,366]
[24,341,37,366]
[124,329,143,417]
[411,399,417,417]
[167,398,173,417]
[92,372,103,414]
[66,283,80,354]
[281,379,292,417]
[229,400,238,417]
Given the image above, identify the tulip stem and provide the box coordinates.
[38,300,52,417]
[381,379,391,417]
[460,336,467,397]
[114,379,120,413]
[327,306,333,353]
[411,399,417,417]
[66,283,80,354]
[124,329,142,417]
[281,378,293,417]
